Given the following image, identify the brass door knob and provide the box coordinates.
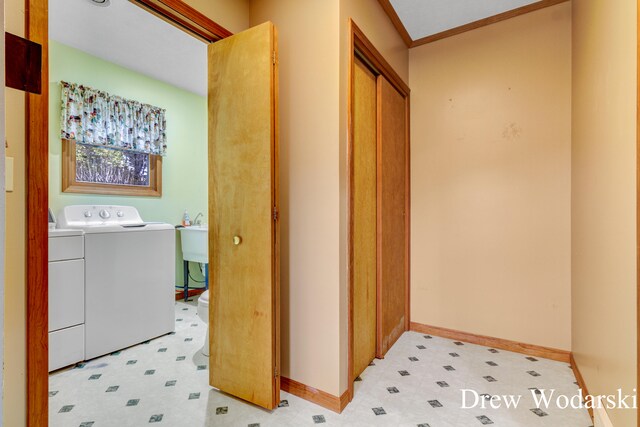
[233,236,242,246]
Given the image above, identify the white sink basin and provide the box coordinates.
[179,225,208,264]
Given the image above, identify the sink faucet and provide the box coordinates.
[193,212,204,226]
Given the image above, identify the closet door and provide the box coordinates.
[353,58,378,378]
[208,21,280,410]
[376,76,407,357]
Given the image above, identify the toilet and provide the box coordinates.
[197,290,210,356]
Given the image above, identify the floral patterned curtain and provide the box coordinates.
[60,81,167,156]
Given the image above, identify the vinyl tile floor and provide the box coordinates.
[50,299,593,427]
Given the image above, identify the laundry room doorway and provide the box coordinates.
[24,0,280,423]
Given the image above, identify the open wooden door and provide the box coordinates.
[208,21,280,410]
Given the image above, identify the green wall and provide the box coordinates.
[49,41,208,286]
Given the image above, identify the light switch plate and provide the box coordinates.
[6,156,14,192]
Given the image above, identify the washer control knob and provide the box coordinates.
[99,209,111,219]
[84,210,92,218]
[117,211,124,218]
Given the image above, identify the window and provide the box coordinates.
[59,81,167,197]
[76,143,150,186]
[62,139,162,197]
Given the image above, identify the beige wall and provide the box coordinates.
[4,0,27,425]
[183,0,250,34]
[250,0,343,396]
[337,0,409,393]
[572,0,638,426]
[250,0,409,397]
[409,3,572,351]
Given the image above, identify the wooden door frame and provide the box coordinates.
[347,19,410,401]
[24,0,231,424]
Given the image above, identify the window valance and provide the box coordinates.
[60,81,167,156]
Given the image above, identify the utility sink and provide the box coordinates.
[179,225,208,264]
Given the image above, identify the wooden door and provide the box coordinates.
[376,76,407,357]
[208,21,280,410]
[352,58,377,378]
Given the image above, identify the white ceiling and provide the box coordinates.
[50,0,207,96]
[50,0,543,93]
[389,0,540,40]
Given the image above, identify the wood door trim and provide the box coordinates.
[129,0,233,42]
[25,0,233,424]
[637,2,639,426]
[271,25,281,408]
[347,24,355,402]
[280,377,349,414]
[404,97,411,333]
[351,21,409,98]
[347,18,410,402]
[410,322,571,363]
[25,0,49,425]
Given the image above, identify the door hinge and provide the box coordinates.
[275,367,279,377]
[272,51,277,65]
[273,206,278,221]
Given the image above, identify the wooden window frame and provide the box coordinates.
[62,139,163,197]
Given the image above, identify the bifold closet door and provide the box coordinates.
[353,58,378,379]
[207,21,280,410]
[376,76,407,358]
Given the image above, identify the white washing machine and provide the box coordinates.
[57,205,175,360]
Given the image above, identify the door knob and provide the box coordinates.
[233,236,242,246]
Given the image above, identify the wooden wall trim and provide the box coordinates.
[25,0,49,425]
[410,0,570,48]
[280,377,349,414]
[347,24,355,404]
[377,0,570,48]
[129,0,233,42]
[174,288,204,301]
[570,353,594,421]
[410,322,571,363]
[351,20,409,97]
[637,1,639,426]
[376,0,412,48]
